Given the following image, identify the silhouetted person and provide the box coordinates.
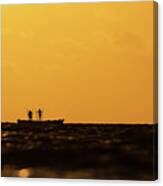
[28,110,33,120]
[37,108,43,120]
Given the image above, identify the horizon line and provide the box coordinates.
[1,121,158,125]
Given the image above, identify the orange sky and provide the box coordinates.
[2,2,157,123]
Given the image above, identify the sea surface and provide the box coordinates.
[1,123,158,180]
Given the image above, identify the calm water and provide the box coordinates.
[1,123,158,180]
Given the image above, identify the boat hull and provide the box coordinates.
[17,119,64,124]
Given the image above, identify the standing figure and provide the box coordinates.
[37,108,43,120]
[28,110,33,120]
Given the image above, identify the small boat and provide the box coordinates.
[17,119,64,124]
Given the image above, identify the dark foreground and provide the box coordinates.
[1,123,158,180]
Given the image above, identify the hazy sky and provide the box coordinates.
[2,2,156,123]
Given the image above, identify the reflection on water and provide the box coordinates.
[2,166,96,179]
[2,166,31,178]
[18,168,30,177]
[1,123,158,180]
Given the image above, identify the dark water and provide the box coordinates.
[1,123,158,180]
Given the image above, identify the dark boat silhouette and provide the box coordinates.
[17,119,64,124]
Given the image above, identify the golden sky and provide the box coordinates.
[2,2,156,123]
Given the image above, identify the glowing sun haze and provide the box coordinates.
[2,2,157,123]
